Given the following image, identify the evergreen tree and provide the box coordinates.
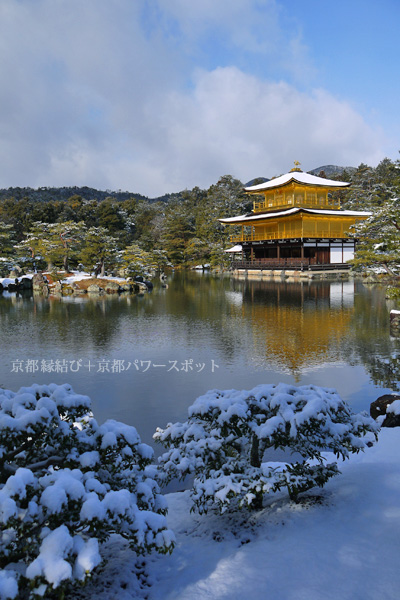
[130,200,166,250]
[195,175,250,246]
[17,221,85,271]
[58,194,84,223]
[341,163,379,210]
[78,199,100,228]
[120,243,158,279]
[79,227,120,276]
[155,383,378,513]
[184,237,210,266]
[96,198,125,233]
[343,158,400,210]
[0,383,174,598]
[350,188,400,277]
[162,201,195,265]
[0,222,15,256]
[0,198,34,240]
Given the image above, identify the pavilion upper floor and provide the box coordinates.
[220,207,371,243]
[244,169,351,214]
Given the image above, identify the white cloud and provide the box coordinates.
[124,67,387,194]
[0,0,390,197]
[0,0,183,190]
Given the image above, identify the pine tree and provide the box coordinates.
[96,198,125,233]
[79,227,120,276]
[155,383,378,513]
[162,202,195,265]
[350,189,400,277]
[342,163,381,210]
[16,221,86,272]
[195,175,250,248]
[120,244,158,279]
[0,384,174,598]
[0,222,15,256]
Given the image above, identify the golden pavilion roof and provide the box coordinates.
[244,170,351,193]
[219,207,371,225]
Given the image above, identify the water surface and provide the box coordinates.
[0,272,398,449]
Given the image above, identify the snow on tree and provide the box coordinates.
[16,221,86,272]
[342,163,382,211]
[154,383,379,513]
[350,189,400,277]
[341,157,400,281]
[0,222,15,258]
[79,226,120,277]
[0,384,174,599]
[119,244,158,279]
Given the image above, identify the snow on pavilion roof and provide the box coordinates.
[244,171,351,192]
[224,244,243,253]
[219,207,372,224]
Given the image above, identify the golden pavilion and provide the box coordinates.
[220,165,371,268]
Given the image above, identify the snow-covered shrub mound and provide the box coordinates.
[154,383,379,513]
[0,384,175,599]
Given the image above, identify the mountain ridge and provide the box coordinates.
[0,165,356,204]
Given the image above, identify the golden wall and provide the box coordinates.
[231,214,360,242]
[252,185,340,213]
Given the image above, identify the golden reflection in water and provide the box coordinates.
[244,281,354,379]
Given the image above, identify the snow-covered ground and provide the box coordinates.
[60,271,128,284]
[0,271,128,288]
[0,274,33,287]
[79,427,400,600]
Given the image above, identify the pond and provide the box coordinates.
[0,272,399,451]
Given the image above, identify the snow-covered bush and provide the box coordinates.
[0,384,174,599]
[154,383,379,513]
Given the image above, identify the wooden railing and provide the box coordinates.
[231,259,309,269]
[230,230,340,243]
[253,199,341,213]
[230,259,351,271]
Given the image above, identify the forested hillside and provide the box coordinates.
[0,185,177,204]
[0,158,398,278]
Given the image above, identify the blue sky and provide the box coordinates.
[0,0,398,196]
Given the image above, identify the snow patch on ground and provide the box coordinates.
[0,274,34,287]
[77,428,400,600]
[0,271,128,288]
[61,271,128,284]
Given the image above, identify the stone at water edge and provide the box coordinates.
[370,394,400,427]
[390,310,400,336]
[71,282,87,295]
[103,280,120,294]
[20,277,33,290]
[87,284,105,295]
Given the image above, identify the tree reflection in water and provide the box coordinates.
[0,274,398,445]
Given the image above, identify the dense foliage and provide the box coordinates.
[349,189,400,277]
[154,383,378,513]
[0,384,174,599]
[0,157,399,274]
[0,175,249,273]
[339,157,400,279]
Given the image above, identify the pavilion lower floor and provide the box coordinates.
[232,238,355,269]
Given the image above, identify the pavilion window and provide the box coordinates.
[307,192,316,204]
